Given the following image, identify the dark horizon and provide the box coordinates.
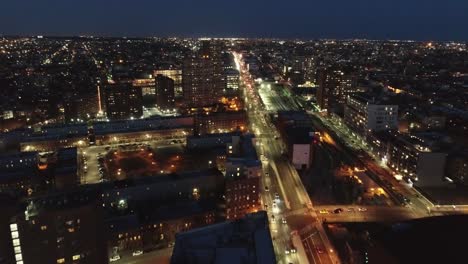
[1,34,466,43]
[1,0,467,42]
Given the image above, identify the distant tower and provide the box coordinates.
[182,41,225,108]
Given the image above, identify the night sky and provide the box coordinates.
[1,0,467,41]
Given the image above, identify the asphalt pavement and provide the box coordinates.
[235,52,338,264]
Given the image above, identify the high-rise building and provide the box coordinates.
[132,79,156,98]
[103,82,143,120]
[344,93,398,135]
[225,69,240,91]
[63,93,99,122]
[182,41,225,108]
[304,57,317,83]
[132,78,156,107]
[155,74,175,110]
[289,55,306,85]
[154,69,182,98]
[316,68,357,112]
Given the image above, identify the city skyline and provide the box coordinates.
[1,2,468,263]
[1,0,468,41]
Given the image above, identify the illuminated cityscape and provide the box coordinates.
[1,1,468,264]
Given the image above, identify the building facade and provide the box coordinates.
[154,69,182,98]
[182,42,225,108]
[103,82,143,120]
[344,93,398,136]
[195,111,247,135]
[317,68,357,112]
[8,190,107,264]
[155,74,175,110]
[387,134,447,186]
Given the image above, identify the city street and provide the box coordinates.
[113,248,172,264]
[234,52,338,264]
[313,205,419,223]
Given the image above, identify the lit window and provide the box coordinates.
[41,225,47,231]
[72,255,80,260]
[10,224,18,232]
[14,246,21,254]
[57,258,65,264]
[11,231,19,239]
[15,254,22,261]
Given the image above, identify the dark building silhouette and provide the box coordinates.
[154,68,183,98]
[155,74,175,110]
[317,68,357,113]
[0,194,20,264]
[63,93,99,123]
[103,82,142,120]
[4,190,107,264]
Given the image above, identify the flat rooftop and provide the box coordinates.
[171,211,276,264]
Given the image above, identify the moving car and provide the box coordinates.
[109,255,121,262]
[132,250,143,256]
[333,208,343,214]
